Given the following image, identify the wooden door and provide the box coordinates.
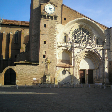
[88,70,93,84]
[79,70,85,84]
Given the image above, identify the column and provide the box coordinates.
[86,69,88,84]
[105,49,109,83]
[9,32,13,59]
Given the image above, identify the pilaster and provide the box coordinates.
[2,32,6,59]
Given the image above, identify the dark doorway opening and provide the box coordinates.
[79,70,85,84]
[88,70,93,84]
[4,68,16,85]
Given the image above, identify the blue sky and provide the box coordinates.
[0,0,112,27]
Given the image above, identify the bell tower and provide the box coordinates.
[29,0,63,63]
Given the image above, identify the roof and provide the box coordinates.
[1,19,29,27]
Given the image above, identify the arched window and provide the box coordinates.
[64,36,67,42]
[96,38,98,44]
[14,31,18,44]
[64,33,68,43]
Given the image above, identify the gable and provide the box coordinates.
[62,4,108,30]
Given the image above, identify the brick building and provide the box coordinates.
[0,0,112,85]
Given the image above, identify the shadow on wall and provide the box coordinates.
[59,75,79,84]
[0,30,30,73]
[16,34,30,62]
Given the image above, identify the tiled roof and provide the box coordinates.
[1,19,29,26]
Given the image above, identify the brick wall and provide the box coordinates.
[62,4,107,30]
[0,21,29,73]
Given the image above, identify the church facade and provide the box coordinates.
[0,0,112,85]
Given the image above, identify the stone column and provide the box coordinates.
[102,49,105,84]
[72,43,75,84]
[105,49,109,83]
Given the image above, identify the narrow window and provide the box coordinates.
[43,55,46,58]
[54,17,57,20]
[64,36,66,42]
[43,15,46,19]
[44,24,46,28]
[64,18,66,20]
[96,39,98,44]
[51,16,53,20]
[14,31,18,44]
[47,16,50,19]
[44,41,46,44]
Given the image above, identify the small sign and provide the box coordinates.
[33,78,36,81]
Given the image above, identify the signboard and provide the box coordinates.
[33,78,36,81]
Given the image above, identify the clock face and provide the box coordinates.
[45,4,55,14]
[72,28,91,44]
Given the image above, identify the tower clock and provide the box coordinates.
[45,4,55,14]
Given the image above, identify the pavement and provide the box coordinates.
[0,85,112,112]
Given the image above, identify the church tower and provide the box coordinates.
[29,0,63,78]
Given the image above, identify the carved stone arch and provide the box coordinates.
[64,18,105,41]
[75,49,102,70]
[57,18,105,46]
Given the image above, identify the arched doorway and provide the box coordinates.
[4,68,16,85]
[79,58,95,84]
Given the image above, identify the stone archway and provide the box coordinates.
[4,68,16,85]
[75,50,102,84]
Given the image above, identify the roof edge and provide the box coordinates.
[1,19,29,26]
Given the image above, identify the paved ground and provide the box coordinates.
[0,85,112,112]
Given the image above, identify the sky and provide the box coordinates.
[0,0,112,28]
